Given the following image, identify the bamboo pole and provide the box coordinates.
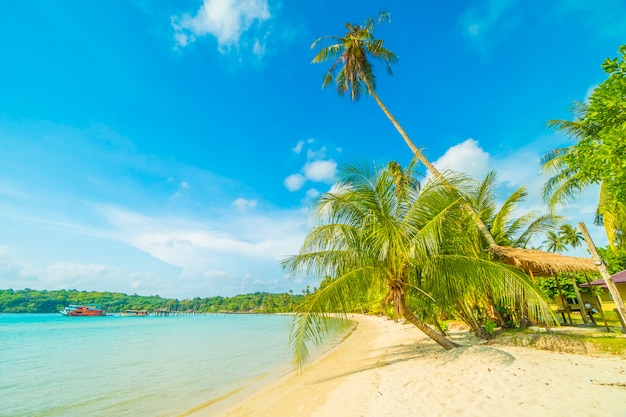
[570,274,588,324]
[578,222,626,333]
[584,272,610,332]
[554,275,572,324]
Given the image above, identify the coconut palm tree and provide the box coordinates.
[542,102,593,210]
[311,12,499,248]
[282,161,552,364]
[596,183,626,251]
[543,103,626,252]
[542,231,567,254]
[311,12,436,174]
[467,172,558,249]
[558,224,584,250]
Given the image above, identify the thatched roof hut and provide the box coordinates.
[490,245,601,326]
[490,245,598,277]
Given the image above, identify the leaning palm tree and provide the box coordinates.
[311,12,434,174]
[282,161,552,365]
[311,12,499,248]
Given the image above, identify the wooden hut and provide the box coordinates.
[489,244,626,332]
[490,245,599,325]
[489,221,626,332]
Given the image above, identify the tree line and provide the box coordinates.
[0,289,304,314]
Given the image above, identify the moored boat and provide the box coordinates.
[120,309,149,317]
[60,304,106,316]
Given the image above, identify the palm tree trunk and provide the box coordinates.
[401,303,460,350]
[396,289,459,350]
[480,272,507,327]
[579,222,626,332]
[365,84,499,249]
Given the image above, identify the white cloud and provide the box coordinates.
[292,140,305,154]
[305,188,320,200]
[203,270,229,278]
[303,160,337,183]
[0,250,124,293]
[461,0,515,36]
[433,138,490,180]
[0,120,318,298]
[252,38,265,57]
[171,0,271,53]
[232,198,257,210]
[284,173,305,191]
[45,262,118,287]
[285,141,338,193]
[459,0,518,53]
[97,204,311,296]
[306,146,327,160]
[169,181,191,200]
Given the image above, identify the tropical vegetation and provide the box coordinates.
[542,44,626,252]
[296,11,626,363]
[282,161,554,364]
[0,289,303,314]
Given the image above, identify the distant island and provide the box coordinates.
[0,288,305,314]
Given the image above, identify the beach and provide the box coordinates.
[188,314,626,417]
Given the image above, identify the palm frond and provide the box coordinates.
[513,213,560,248]
[311,44,343,64]
[289,265,382,368]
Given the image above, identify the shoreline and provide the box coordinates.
[181,316,359,417]
[185,315,626,417]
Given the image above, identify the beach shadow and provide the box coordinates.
[311,330,516,384]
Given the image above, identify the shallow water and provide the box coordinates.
[0,313,300,417]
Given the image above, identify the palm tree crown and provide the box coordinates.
[558,224,584,249]
[543,230,567,254]
[311,12,397,101]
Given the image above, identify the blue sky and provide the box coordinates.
[1,1,625,298]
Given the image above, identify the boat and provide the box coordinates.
[120,309,149,317]
[60,304,106,316]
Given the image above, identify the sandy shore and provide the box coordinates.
[187,315,626,417]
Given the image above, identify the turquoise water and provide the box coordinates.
[0,314,302,417]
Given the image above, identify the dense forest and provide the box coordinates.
[0,289,305,314]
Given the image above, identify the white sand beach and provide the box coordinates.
[188,315,626,417]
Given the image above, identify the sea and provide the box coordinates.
[0,313,345,417]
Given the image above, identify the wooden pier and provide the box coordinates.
[151,309,198,317]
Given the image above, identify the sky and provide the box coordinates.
[1,0,625,299]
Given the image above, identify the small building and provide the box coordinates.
[579,270,626,312]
